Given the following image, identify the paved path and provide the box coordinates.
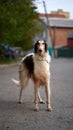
[0,58,73,130]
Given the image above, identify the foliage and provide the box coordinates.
[0,0,42,50]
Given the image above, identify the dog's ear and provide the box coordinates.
[44,41,48,52]
[34,41,38,53]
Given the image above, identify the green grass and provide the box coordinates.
[0,57,19,64]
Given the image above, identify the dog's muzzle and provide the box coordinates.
[38,49,42,52]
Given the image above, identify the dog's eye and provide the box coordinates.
[42,42,45,45]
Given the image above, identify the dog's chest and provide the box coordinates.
[35,59,49,71]
[34,59,50,85]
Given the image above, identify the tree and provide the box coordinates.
[0,0,41,50]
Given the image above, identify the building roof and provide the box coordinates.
[40,18,73,28]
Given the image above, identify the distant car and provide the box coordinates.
[0,43,17,58]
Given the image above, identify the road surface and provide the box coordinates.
[0,58,73,130]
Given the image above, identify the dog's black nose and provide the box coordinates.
[38,49,42,52]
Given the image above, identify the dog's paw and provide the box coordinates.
[18,100,22,104]
[34,108,39,112]
[34,107,39,112]
[47,107,52,112]
[39,100,45,104]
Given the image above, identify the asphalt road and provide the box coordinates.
[0,58,73,130]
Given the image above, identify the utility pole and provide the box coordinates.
[43,1,52,46]
[43,1,55,57]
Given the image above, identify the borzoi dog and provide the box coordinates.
[12,40,52,111]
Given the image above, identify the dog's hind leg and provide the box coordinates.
[38,91,45,104]
[19,77,29,104]
[19,64,29,104]
[19,86,23,104]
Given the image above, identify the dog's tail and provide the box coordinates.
[11,78,20,87]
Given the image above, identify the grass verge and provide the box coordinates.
[0,57,19,64]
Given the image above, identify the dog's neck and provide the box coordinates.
[34,53,51,64]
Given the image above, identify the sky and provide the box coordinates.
[34,0,73,19]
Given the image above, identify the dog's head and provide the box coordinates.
[34,40,48,57]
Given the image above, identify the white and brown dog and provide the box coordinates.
[12,40,52,111]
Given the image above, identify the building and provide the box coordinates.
[38,9,70,19]
[38,10,73,48]
[48,18,73,47]
[50,9,70,18]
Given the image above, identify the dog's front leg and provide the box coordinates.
[34,84,39,111]
[45,81,52,111]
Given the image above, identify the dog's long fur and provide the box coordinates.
[12,40,52,111]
